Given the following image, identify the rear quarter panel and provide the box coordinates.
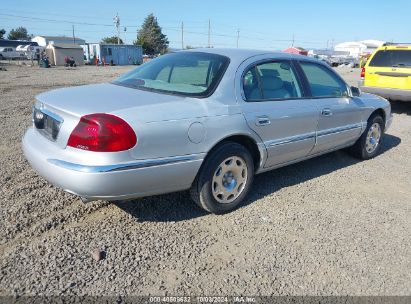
[113,99,263,161]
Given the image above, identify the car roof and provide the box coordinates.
[182,48,312,62]
[376,44,411,51]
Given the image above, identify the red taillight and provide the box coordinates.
[361,67,365,79]
[67,113,137,152]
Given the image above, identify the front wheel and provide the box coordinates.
[190,142,254,214]
[349,114,384,159]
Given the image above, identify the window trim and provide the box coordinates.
[295,59,351,99]
[241,59,306,102]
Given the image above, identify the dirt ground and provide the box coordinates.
[0,62,410,296]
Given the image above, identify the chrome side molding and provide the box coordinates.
[47,154,204,173]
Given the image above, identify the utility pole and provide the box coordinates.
[181,22,184,49]
[72,24,76,44]
[292,34,295,47]
[208,19,211,48]
[236,29,240,48]
[113,13,120,44]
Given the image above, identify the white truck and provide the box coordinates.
[0,47,26,60]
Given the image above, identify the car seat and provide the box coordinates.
[249,75,291,100]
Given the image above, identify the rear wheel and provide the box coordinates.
[190,142,254,214]
[349,114,384,159]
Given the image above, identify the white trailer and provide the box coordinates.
[16,45,44,60]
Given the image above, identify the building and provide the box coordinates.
[45,43,84,66]
[334,40,385,57]
[359,40,385,53]
[283,46,308,56]
[86,43,143,65]
[32,35,86,47]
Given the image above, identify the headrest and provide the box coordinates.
[260,69,280,77]
[261,76,283,91]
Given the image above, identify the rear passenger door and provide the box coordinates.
[240,60,319,168]
[297,61,363,154]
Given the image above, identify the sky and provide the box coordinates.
[1,0,410,50]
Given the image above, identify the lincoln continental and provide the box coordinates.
[22,49,392,213]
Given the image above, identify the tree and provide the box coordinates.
[0,29,5,40]
[7,27,29,40]
[135,14,169,55]
[101,36,124,44]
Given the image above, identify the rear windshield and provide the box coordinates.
[369,50,411,67]
[113,52,229,97]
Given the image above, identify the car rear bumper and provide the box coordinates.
[360,85,411,102]
[22,128,204,201]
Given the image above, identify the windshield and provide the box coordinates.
[369,50,411,67]
[113,52,230,97]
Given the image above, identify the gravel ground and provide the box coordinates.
[0,63,410,296]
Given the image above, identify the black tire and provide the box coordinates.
[190,142,254,214]
[349,114,384,159]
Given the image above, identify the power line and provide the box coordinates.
[0,12,335,49]
[0,13,113,27]
[0,10,334,46]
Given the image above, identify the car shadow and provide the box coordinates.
[114,134,401,222]
[391,100,411,115]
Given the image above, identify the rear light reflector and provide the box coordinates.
[361,67,365,79]
[67,113,137,152]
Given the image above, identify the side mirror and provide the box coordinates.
[351,86,361,97]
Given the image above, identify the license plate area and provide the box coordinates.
[33,108,63,141]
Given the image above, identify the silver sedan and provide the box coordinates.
[22,49,392,213]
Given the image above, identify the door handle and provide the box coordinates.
[321,108,333,116]
[256,116,271,126]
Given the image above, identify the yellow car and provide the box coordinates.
[360,43,411,101]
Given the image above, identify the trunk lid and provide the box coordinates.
[33,83,229,150]
[36,83,194,120]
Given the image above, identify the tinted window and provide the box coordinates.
[300,62,348,98]
[243,61,302,101]
[113,52,229,97]
[369,50,411,67]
